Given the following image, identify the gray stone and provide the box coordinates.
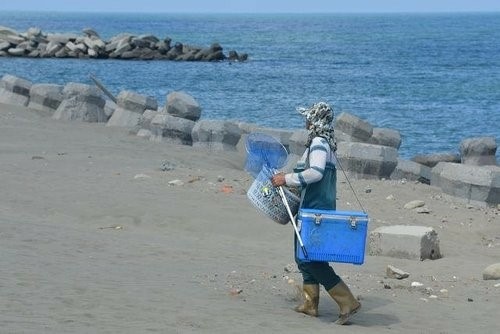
[164,91,202,121]
[106,107,143,129]
[390,159,432,184]
[0,74,32,96]
[369,225,442,260]
[431,162,500,207]
[83,36,105,50]
[0,74,32,106]
[0,26,19,38]
[336,142,398,179]
[0,41,11,51]
[136,129,152,139]
[82,28,100,39]
[411,152,460,168]
[3,34,25,45]
[370,127,402,149]
[150,113,195,145]
[110,38,133,57]
[46,33,78,44]
[386,265,410,279]
[192,120,242,151]
[52,83,106,122]
[44,41,63,57]
[483,263,500,280]
[138,109,160,131]
[335,112,373,142]
[103,100,117,119]
[460,137,497,166]
[28,83,64,116]
[116,90,158,114]
[7,47,26,56]
[403,200,425,210]
[0,89,30,106]
[288,130,308,156]
[65,41,78,52]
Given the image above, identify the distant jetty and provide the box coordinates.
[0,26,248,62]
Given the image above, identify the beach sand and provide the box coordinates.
[1,102,499,333]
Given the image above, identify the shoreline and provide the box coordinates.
[1,102,499,333]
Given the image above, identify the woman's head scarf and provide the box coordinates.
[297,102,336,151]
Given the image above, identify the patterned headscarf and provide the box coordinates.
[297,102,337,151]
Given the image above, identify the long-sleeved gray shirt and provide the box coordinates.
[285,136,336,187]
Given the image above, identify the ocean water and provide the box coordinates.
[1,11,499,160]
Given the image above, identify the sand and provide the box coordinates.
[1,102,499,334]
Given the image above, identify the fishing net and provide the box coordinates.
[244,132,289,178]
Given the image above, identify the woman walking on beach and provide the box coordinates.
[271,102,361,325]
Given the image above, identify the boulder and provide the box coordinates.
[46,33,78,44]
[0,26,19,38]
[191,120,242,151]
[3,34,25,45]
[483,263,500,280]
[460,137,497,166]
[0,74,32,106]
[336,142,398,179]
[52,83,106,122]
[369,225,441,260]
[0,41,11,51]
[431,162,500,207]
[28,83,64,116]
[164,91,202,121]
[82,28,100,39]
[7,48,26,56]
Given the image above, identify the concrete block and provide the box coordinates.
[391,158,431,184]
[106,107,142,129]
[191,120,242,151]
[149,113,195,145]
[336,141,398,179]
[288,130,308,156]
[431,162,500,207]
[460,137,497,166]
[370,127,402,149]
[28,83,63,116]
[411,152,460,168]
[116,90,157,114]
[335,112,373,142]
[369,225,441,260]
[164,91,201,121]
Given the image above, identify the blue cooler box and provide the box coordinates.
[296,209,369,265]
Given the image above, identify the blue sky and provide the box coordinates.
[1,0,499,13]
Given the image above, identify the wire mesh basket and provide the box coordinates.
[247,166,300,225]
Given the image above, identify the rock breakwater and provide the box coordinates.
[0,26,248,62]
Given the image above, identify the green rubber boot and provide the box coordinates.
[327,281,361,325]
[294,284,319,317]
